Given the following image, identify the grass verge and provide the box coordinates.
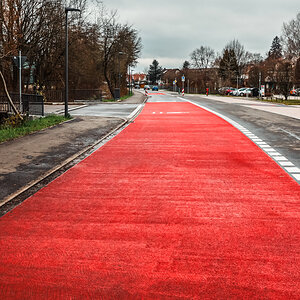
[102,92,133,102]
[0,115,71,143]
[255,98,300,105]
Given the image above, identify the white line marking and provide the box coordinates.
[263,148,276,153]
[128,104,143,119]
[279,161,294,167]
[267,151,281,156]
[257,142,268,145]
[292,174,300,180]
[273,156,288,161]
[285,167,300,173]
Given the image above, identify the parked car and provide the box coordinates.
[218,87,230,95]
[236,88,248,96]
[290,88,300,96]
[251,87,260,97]
[241,88,253,97]
[228,88,237,95]
[134,84,140,89]
[144,85,151,90]
[152,86,159,91]
[230,88,240,96]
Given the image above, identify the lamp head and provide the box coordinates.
[65,7,81,13]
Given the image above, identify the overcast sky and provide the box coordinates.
[97,0,299,72]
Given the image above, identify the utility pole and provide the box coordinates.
[65,7,81,118]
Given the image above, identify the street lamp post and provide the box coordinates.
[65,7,80,118]
[118,52,124,99]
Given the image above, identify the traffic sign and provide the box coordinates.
[182,76,185,82]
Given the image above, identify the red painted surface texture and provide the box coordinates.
[0,102,299,299]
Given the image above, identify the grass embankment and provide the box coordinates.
[102,92,133,102]
[0,115,71,143]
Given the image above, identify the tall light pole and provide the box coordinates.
[117,51,124,100]
[65,7,80,118]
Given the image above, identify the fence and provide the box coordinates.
[0,93,44,116]
[44,89,102,102]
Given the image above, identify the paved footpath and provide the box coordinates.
[0,94,299,298]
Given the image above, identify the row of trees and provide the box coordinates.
[0,0,142,100]
[170,12,300,98]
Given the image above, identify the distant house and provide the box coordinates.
[128,73,147,85]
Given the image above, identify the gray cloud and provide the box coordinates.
[95,0,299,71]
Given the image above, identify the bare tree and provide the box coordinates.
[281,12,300,59]
[99,9,141,98]
[190,46,215,69]
[275,61,294,100]
[224,39,252,75]
[0,0,141,101]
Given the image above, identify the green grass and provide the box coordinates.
[255,98,300,105]
[0,115,71,143]
[102,92,133,102]
[212,94,300,105]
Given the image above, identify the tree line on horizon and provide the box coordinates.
[149,12,300,99]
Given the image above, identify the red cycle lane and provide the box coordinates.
[0,101,299,299]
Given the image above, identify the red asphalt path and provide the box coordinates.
[0,102,300,299]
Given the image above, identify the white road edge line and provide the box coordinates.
[127,104,143,120]
[179,97,299,183]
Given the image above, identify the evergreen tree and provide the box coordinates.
[148,59,163,84]
[182,60,190,69]
[268,36,282,59]
[218,49,238,84]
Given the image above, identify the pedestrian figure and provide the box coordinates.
[206,88,209,96]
